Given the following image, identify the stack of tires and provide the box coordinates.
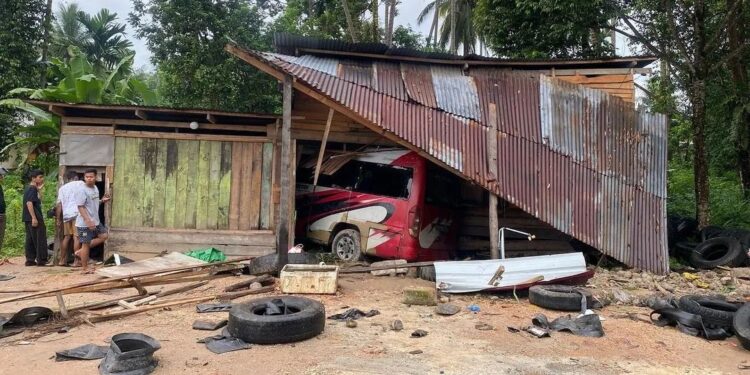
[669,216,750,269]
[672,295,750,350]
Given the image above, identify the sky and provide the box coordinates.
[60,0,435,71]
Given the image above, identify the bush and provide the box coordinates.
[1,170,57,258]
[668,164,750,229]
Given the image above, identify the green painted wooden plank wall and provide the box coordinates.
[112,137,273,231]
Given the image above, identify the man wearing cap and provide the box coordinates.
[56,170,83,266]
[0,168,7,252]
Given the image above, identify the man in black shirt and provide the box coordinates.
[0,168,7,253]
[23,169,46,266]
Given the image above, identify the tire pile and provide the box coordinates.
[669,216,750,269]
[651,295,750,351]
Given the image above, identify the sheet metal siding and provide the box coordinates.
[373,62,408,101]
[401,64,438,108]
[258,52,669,274]
[431,66,482,121]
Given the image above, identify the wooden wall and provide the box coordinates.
[112,137,274,231]
[557,74,635,103]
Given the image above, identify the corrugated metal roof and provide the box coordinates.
[231,46,669,274]
[431,66,482,121]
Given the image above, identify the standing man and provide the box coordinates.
[56,170,83,266]
[75,169,109,274]
[23,169,47,266]
[0,168,7,252]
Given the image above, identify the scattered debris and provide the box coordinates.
[198,328,251,354]
[223,274,274,292]
[435,303,460,316]
[370,259,408,276]
[506,327,520,333]
[529,285,593,312]
[196,303,233,313]
[650,296,740,341]
[345,319,357,328]
[467,304,480,313]
[531,313,604,337]
[408,349,423,355]
[99,333,160,375]
[410,329,428,338]
[192,319,228,331]
[389,320,404,331]
[402,286,437,306]
[184,248,227,263]
[0,274,15,281]
[55,344,108,361]
[524,326,550,338]
[328,308,380,321]
[474,323,494,331]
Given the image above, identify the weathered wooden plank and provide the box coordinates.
[207,141,222,229]
[278,75,293,264]
[108,228,275,245]
[131,137,145,227]
[488,103,499,260]
[229,142,242,230]
[248,143,263,229]
[238,143,253,230]
[151,139,167,228]
[163,139,178,228]
[112,138,127,227]
[195,141,211,230]
[141,138,156,227]
[173,140,190,229]
[114,130,270,143]
[218,142,233,230]
[259,142,273,229]
[184,140,199,229]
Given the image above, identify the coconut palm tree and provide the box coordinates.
[77,9,133,72]
[417,0,481,55]
[50,3,88,60]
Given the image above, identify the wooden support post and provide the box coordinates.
[313,109,334,186]
[488,103,500,260]
[103,165,113,260]
[56,292,69,318]
[277,75,293,268]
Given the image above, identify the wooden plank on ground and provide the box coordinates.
[195,140,211,230]
[248,142,263,229]
[218,142,233,230]
[152,139,167,228]
[238,143,253,230]
[229,142,242,230]
[259,142,273,229]
[207,141,222,229]
[173,140,190,229]
[184,140,199,229]
[95,252,206,278]
[163,139,178,228]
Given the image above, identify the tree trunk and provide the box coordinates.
[692,0,711,227]
[726,0,750,197]
[385,0,396,47]
[372,0,379,43]
[341,0,358,43]
[450,0,456,54]
[40,0,53,88]
[431,0,440,47]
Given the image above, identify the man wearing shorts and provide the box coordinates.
[56,170,83,266]
[74,169,110,274]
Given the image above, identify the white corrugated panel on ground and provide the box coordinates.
[434,253,587,293]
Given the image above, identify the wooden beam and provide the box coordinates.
[65,117,268,133]
[225,44,285,81]
[313,109,334,186]
[488,103,500,260]
[277,75,293,268]
[30,99,281,119]
[135,109,149,120]
[61,125,114,135]
[114,130,269,143]
[206,113,217,124]
[48,105,66,117]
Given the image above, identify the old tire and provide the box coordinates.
[688,237,745,269]
[227,296,325,344]
[331,229,362,262]
[678,295,739,330]
[700,226,725,242]
[733,303,750,350]
[246,253,320,275]
[528,285,594,312]
[418,266,436,282]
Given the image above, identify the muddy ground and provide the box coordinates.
[0,257,748,375]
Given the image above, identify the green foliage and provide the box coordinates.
[392,25,426,49]
[474,0,615,58]
[272,0,372,42]
[668,165,750,229]
[1,170,58,258]
[417,0,481,54]
[131,0,280,113]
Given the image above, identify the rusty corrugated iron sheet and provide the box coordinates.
[373,62,408,101]
[431,66,482,121]
[240,49,669,274]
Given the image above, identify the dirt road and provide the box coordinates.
[0,258,747,374]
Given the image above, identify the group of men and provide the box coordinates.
[15,168,109,274]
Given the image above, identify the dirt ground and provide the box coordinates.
[0,257,748,375]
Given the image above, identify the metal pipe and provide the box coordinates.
[498,227,536,259]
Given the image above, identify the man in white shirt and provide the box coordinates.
[56,170,84,266]
[74,169,110,274]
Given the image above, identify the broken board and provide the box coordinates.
[96,252,206,278]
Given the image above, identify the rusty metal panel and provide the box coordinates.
[430,66,481,121]
[339,60,373,88]
[373,62,407,101]
[249,49,670,274]
[400,63,438,108]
